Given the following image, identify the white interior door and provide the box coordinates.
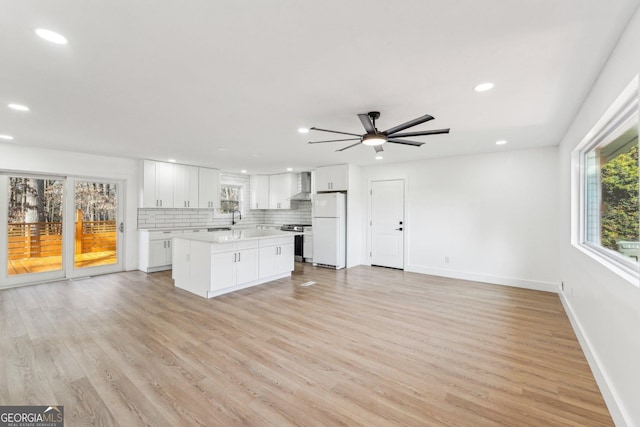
[371,179,404,269]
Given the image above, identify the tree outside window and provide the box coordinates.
[219,185,242,214]
[583,95,639,265]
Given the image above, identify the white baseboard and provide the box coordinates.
[405,265,559,293]
[559,292,629,427]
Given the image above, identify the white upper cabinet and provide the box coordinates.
[250,175,270,209]
[173,164,199,208]
[269,173,297,209]
[315,164,348,191]
[198,168,220,209]
[142,160,221,209]
[143,160,174,208]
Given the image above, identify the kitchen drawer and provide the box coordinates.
[210,242,235,254]
[277,236,294,245]
[236,240,259,251]
[148,230,176,240]
[259,237,279,247]
[259,236,294,247]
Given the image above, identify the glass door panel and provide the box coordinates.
[7,177,65,277]
[73,181,119,271]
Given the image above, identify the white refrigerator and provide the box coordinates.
[312,192,346,269]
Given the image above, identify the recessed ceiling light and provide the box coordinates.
[298,128,309,134]
[168,159,176,163]
[0,134,14,140]
[286,167,293,171]
[8,103,30,112]
[495,140,507,145]
[35,28,68,45]
[474,82,494,92]
[375,155,383,160]
[241,170,248,174]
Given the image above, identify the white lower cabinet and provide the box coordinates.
[150,239,172,266]
[139,230,181,272]
[210,242,259,291]
[172,234,296,298]
[259,237,294,279]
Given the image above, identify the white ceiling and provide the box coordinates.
[1,0,639,174]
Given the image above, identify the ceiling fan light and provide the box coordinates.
[362,134,386,146]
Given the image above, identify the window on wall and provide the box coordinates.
[577,76,639,277]
[219,185,242,214]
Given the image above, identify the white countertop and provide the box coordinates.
[138,223,286,232]
[173,229,301,243]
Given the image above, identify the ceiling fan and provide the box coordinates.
[308,111,450,153]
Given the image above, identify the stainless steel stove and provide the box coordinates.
[280,224,310,232]
[280,224,312,261]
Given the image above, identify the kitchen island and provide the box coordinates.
[172,229,299,298]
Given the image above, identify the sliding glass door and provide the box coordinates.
[1,175,124,287]
[69,179,123,276]
[3,175,66,285]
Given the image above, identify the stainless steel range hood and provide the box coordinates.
[290,172,311,201]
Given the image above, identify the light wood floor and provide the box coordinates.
[0,263,612,426]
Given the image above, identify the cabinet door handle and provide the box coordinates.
[234,252,237,262]
[163,241,166,248]
[168,241,171,248]
[238,252,241,262]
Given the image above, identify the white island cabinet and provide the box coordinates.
[172,230,297,298]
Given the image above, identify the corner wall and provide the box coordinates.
[557,7,640,425]
[361,146,560,292]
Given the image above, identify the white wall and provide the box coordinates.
[361,147,560,292]
[347,164,363,267]
[0,144,139,271]
[557,7,640,426]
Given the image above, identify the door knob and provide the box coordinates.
[395,227,403,231]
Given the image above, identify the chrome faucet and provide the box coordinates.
[232,210,242,225]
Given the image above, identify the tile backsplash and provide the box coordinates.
[137,172,312,229]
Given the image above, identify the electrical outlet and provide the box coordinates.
[445,256,450,264]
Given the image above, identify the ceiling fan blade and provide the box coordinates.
[310,127,362,137]
[358,114,376,133]
[336,141,363,152]
[374,145,384,153]
[308,138,361,144]
[387,128,450,138]
[387,138,425,147]
[383,114,434,135]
